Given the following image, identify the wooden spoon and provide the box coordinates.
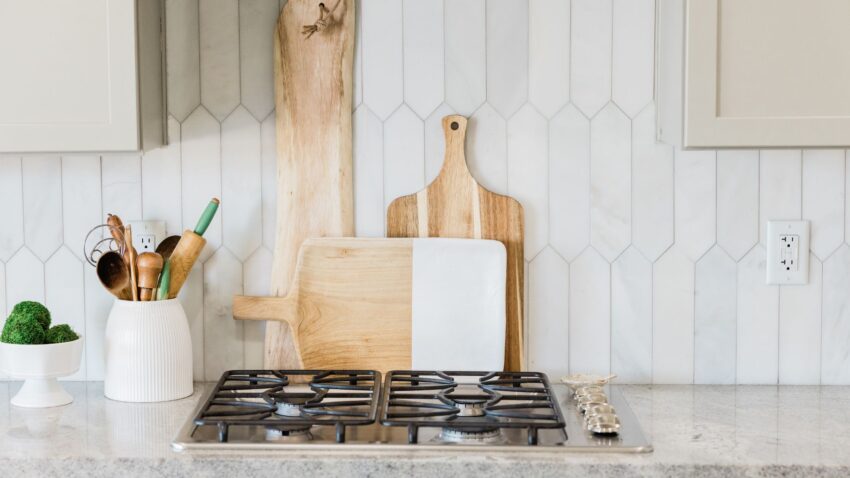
[96,251,132,300]
[136,252,164,301]
[155,235,181,261]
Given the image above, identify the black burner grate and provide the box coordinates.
[193,370,381,443]
[380,371,566,445]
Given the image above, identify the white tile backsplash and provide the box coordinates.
[2,0,849,384]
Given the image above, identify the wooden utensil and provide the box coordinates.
[124,224,139,301]
[155,235,180,261]
[157,260,171,301]
[96,251,132,300]
[264,0,356,369]
[106,214,125,246]
[234,238,507,373]
[166,198,219,298]
[386,115,525,371]
[136,252,164,301]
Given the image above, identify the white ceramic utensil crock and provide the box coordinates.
[104,299,192,402]
[0,337,84,408]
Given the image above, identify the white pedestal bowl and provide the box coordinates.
[0,337,84,408]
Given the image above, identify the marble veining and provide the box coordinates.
[1,383,850,477]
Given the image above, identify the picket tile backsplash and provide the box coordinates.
[1,0,848,384]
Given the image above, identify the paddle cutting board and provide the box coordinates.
[233,238,506,373]
[266,0,355,369]
[386,115,525,371]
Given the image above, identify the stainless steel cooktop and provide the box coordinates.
[172,369,652,453]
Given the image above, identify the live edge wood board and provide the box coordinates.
[265,0,355,368]
[386,115,525,371]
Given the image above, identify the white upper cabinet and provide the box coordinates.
[685,0,850,148]
[0,0,164,152]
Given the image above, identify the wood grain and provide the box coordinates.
[386,115,525,371]
[166,230,205,299]
[235,238,412,373]
[266,0,356,368]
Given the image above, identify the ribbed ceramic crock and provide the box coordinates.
[104,299,193,402]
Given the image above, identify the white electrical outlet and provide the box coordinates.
[766,220,809,285]
[127,220,167,253]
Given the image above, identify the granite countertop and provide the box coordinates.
[1,382,849,477]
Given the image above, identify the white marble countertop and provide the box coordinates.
[1,382,849,477]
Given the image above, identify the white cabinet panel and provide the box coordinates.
[686,0,850,147]
[0,0,163,152]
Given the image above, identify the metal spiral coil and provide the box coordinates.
[83,223,126,267]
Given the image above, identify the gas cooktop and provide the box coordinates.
[172,369,652,453]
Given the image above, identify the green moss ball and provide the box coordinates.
[45,324,79,344]
[0,314,46,344]
[11,301,51,332]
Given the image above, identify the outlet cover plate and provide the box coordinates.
[766,220,809,285]
[127,220,166,253]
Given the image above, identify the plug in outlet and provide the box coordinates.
[766,221,809,285]
[127,220,166,253]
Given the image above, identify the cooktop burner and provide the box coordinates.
[380,371,566,445]
[192,370,380,443]
[174,369,652,452]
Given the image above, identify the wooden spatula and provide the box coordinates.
[386,115,525,371]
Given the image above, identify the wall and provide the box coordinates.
[1,0,848,384]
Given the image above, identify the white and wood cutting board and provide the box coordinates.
[234,238,506,373]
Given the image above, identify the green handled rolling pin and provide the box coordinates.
[166,198,220,299]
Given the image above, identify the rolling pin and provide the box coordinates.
[167,198,220,299]
[137,252,164,301]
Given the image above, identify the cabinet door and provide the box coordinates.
[685,0,850,147]
[0,0,139,152]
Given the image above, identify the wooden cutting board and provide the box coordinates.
[233,238,507,373]
[386,115,525,371]
[265,0,356,368]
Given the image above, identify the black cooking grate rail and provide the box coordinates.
[193,370,381,443]
[380,371,566,445]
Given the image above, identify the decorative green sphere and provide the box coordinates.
[0,314,46,344]
[11,301,51,332]
[45,324,79,344]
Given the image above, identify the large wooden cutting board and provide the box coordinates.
[266,0,355,368]
[386,115,525,371]
[234,238,507,373]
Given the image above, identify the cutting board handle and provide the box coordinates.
[233,295,299,328]
[438,115,473,181]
